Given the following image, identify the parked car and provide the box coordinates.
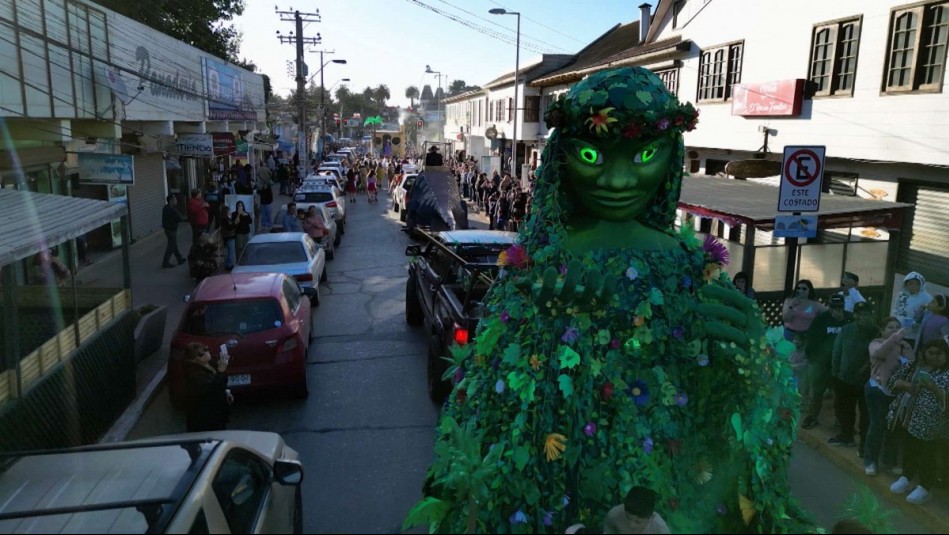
[405,229,517,402]
[306,203,338,260]
[233,233,327,292]
[392,173,419,220]
[0,431,304,533]
[168,272,315,406]
[294,180,347,234]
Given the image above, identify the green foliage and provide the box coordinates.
[841,486,896,534]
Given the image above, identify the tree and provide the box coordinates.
[405,86,420,108]
[95,0,246,63]
[448,79,468,96]
[373,84,391,111]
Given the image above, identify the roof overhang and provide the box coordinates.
[531,39,691,87]
[0,188,127,266]
[678,176,911,232]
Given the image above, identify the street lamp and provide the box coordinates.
[329,78,350,140]
[489,8,520,176]
[309,51,347,162]
[425,65,447,140]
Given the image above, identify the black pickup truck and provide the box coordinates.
[405,229,518,403]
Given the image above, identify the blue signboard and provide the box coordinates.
[203,57,256,121]
[773,214,818,238]
[78,153,135,185]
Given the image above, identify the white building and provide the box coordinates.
[0,0,267,248]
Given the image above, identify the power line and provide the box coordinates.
[486,0,587,45]
[401,0,551,55]
[430,0,570,53]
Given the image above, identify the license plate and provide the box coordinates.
[227,374,251,387]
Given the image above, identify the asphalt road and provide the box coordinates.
[128,189,928,533]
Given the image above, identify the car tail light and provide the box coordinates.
[295,273,313,282]
[453,323,469,345]
[326,201,337,208]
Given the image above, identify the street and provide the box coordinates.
[126,191,930,534]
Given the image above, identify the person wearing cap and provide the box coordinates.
[801,294,852,430]
[829,301,878,450]
[838,271,866,313]
[891,272,934,348]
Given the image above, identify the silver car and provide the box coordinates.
[294,181,347,234]
[233,233,327,297]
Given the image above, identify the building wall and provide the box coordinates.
[654,0,949,167]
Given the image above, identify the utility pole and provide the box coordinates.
[276,8,321,171]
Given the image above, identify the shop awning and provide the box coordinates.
[0,188,126,266]
[678,175,912,231]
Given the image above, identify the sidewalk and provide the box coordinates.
[797,393,949,533]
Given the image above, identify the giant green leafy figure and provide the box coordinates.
[406,68,811,534]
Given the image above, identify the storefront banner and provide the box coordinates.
[176,134,214,158]
[78,153,135,185]
[212,133,236,156]
[203,58,260,121]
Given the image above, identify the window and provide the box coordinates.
[488,100,494,122]
[507,98,514,122]
[282,278,301,312]
[697,42,743,102]
[809,17,862,96]
[673,0,685,29]
[524,96,540,122]
[885,2,949,92]
[212,450,271,534]
[655,68,680,95]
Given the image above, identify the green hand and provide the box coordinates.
[529,259,615,310]
[698,282,763,358]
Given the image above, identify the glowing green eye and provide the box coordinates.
[579,147,602,165]
[635,146,658,163]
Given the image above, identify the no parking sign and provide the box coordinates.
[778,146,825,212]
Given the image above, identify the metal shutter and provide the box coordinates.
[127,154,166,240]
[898,184,949,286]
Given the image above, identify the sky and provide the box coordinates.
[234,0,656,107]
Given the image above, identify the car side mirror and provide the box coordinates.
[274,459,304,486]
[405,244,422,256]
[301,287,317,299]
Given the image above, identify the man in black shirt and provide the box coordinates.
[161,194,186,268]
[801,294,852,429]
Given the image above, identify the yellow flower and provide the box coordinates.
[529,355,542,371]
[633,315,645,327]
[739,493,756,526]
[544,433,567,461]
[703,262,720,283]
[585,107,618,135]
[496,249,509,266]
[693,459,713,485]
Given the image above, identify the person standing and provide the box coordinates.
[863,317,913,477]
[277,162,290,196]
[915,293,948,355]
[732,271,756,299]
[891,272,934,348]
[266,152,276,173]
[829,302,877,451]
[782,279,826,341]
[801,294,852,429]
[219,204,237,270]
[183,342,233,432]
[837,271,866,313]
[232,201,253,260]
[161,194,186,268]
[281,202,303,232]
[603,486,670,534]
[257,161,275,232]
[187,190,209,242]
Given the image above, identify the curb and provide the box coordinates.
[99,367,167,443]
[797,425,949,533]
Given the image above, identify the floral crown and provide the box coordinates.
[543,67,699,140]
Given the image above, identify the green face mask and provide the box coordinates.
[562,135,673,222]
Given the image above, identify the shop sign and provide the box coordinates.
[203,57,258,121]
[176,134,214,158]
[731,79,805,117]
[212,133,236,156]
[78,153,135,185]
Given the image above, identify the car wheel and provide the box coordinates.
[293,488,303,534]
[339,220,345,235]
[327,243,336,260]
[310,285,320,307]
[320,266,327,282]
[292,361,310,399]
[333,232,341,247]
[405,277,423,326]
[400,209,407,222]
[428,335,450,405]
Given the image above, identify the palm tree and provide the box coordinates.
[373,84,391,112]
[405,85,419,108]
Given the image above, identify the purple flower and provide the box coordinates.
[657,118,670,131]
[562,495,571,507]
[453,367,465,385]
[716,503,728,516]
[697,353,709,367]
[675,391,689,407]
[492,357,501,370]
[643,437,654,454]
[543,511,555,526]
[562,327,580,344]
[682,275,692,289]
[509,510,528,524]
[703,235,730,266]
[626,266,639,280]
[495,379,506,394]
[500,310,511,323]
[559,264,568,276]
[629,380,650,406]
[584,422,597,437]
[610,338,621,349]
[672,326,685,340]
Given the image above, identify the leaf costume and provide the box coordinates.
[408,68,811,534]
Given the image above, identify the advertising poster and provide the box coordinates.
[203,57,257,121]
[224,194,255,238]
[107,184,129,248]
[78,153,135,185]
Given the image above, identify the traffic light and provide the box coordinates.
[417,120,423,128]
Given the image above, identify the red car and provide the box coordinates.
[168,272,316,408]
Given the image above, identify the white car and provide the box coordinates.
[392,173,419,221]
[295,179,347,233]
[233,233,327,297]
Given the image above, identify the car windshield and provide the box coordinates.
[295,192,334,204]
[240,242,308,266]
[181,299,282,335]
